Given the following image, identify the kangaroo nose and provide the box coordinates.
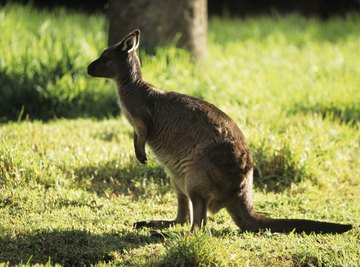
[87,62,95,76]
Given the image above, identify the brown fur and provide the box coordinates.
[87,29,352,234]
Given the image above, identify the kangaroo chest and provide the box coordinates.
[118,100,132,123]
[118,100,140,137]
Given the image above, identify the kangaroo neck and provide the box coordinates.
[115,70,145,101]
[116,80,144,102]
[116,53,143,88]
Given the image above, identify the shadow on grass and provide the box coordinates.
[211,15,360,46]
[73,159,170,198]
[0,70,119,122]
[291,253,321,267]
[252,143,310,193]
[0,229,160,266]
[73,148,307,197]
[288,102,360,126]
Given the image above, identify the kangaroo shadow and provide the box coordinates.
[0,229,160,266]
[73,151,306,197]
[73,158,170,198]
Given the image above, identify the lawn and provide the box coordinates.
[0,4,359,266]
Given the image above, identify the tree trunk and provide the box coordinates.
[108,0,207,60]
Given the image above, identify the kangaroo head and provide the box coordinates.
[87,29,141,82]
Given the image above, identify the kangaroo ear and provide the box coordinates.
[118,29,140,53]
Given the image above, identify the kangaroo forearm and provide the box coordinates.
[134,132,147,164]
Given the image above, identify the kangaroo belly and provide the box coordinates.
[148,138,207,178]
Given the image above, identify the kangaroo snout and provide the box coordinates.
[87,61,96,77]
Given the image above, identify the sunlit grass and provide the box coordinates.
[0,4,359,266]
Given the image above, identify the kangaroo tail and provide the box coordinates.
[226,170,352,234]
[226,199,352,234]
[257,216,352,234]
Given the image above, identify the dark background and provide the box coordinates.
[1,0,360,17]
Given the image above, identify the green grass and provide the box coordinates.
[1,4,359,267]
[0,4,118,121]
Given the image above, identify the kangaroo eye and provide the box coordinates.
[102,57,113,66]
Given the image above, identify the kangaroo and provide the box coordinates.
[87,29,352,234]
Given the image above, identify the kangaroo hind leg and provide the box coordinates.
[189,193,208,232]
[134,182,190,229]
[185,167,212,232]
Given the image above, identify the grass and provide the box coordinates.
[1,3,359,266]
[0,4,118,121]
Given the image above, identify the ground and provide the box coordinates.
[0,4,359,266]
